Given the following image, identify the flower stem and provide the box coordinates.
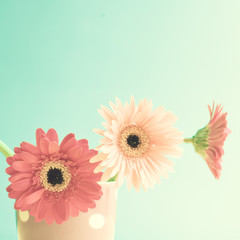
[183,138,193,144]
[0,140,14,157]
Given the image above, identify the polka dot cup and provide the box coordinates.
[17,181,117,240]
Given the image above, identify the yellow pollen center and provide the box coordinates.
[40,161,71,192]
[117,125,149,158]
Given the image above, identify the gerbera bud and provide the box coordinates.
[184,126,209,159]
[184,102,231,179]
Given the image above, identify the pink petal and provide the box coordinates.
[69,203,79,217]
[8,190,23,199]
[6,166,17,175]
[23,188,45,205]
[20,151,39,163]
[12,161,32,172]
[11,178,32,191]
[53,200,68,224]
[6,157,14,165]
[60,136,78,153]
[78,182,102,198]
[13,154,22,161]
[44,207,54,225]
[28,199,41,217]
[76,190,96,208]
[48,141,60,155]
[78,161,99,172]
[14,147,21,153]
[80,171,103,182]
[71,197,88,212]
[20,142,41,155]
[47,129,59,143]
[36,128,47,148]
[9,173,33,183]
[40,138,50,156]
[78,139,89,152]
[6,185,12,192]
[67,145,82,161]
[36,198,50,222]
[77,150,97,163]
[14,191,31,209]
[60,133,75,149]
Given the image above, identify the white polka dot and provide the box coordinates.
[89,214,105,229]
[19,210,29,222]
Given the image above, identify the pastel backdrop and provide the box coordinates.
[0,1,239,239]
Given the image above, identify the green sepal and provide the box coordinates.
[192,125,209,158]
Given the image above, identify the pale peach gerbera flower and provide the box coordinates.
[184,102,231,179]
[93,97,183,191]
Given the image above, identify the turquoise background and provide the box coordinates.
[0,1,239,239]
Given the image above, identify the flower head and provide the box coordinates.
[184,102,231,179]
[93,96,183,191]
[6,128,103,224]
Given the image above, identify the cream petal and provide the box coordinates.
[100,137,113,145]
[115,110,125,126]
[100,105,116,121]
[138,160,155,189]
[102,121,112,131]
[141,106,165,127]
[142,158,162,183]
[109,155,122,178]
[152,145,182,158]
[95,144,103,151]
[158,112,178,127]
[115,97,125,114]
[116,156,126,187]
[126,166,133,190]
[90,152,108,163]
[132,169,141,192]
[111,120,120,136]
[93,129,105,136]
[100,144,115,154]
[148,149,174,166]
[100,155,117,167]
[101,167,114,182]
[94,163,105,173]
[103,131,115,140]
[107,149,119,163]
[109,101,117,112]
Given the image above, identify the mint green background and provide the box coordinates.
[0,1,239,239]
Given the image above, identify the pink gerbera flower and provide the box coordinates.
[184,102,231,179]
[93,96,183,191]
[6,129,103,224]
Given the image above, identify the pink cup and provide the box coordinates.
[17,181,117,240]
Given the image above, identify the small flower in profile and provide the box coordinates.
[93,96,183,191]
[184,102,231,179]
[6,129,103,224]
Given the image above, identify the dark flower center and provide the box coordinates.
[127,134,141,148]
[47,168,64,186]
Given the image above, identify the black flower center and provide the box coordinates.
[47,168,64,186]
[127,134,141,148]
